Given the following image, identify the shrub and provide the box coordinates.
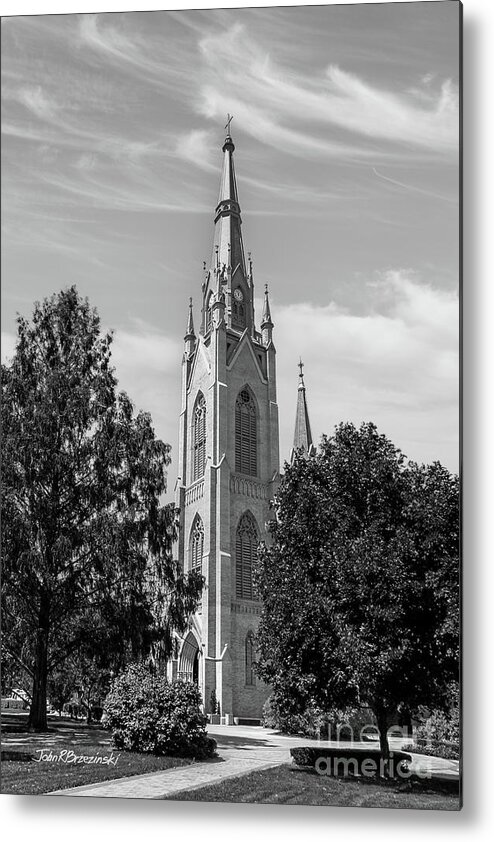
[104,663,216,759]
[261,695,325,737]
[290,746,412,779]
[402,741,459,761]
[403,684,460,761]
[323,706,377,741]
[262,695,377,741]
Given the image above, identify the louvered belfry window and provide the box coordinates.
[190,517,204,574]
[193,394,206,481]
[236,512,258,600]
[235,388,257,476]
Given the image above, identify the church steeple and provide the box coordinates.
[291,360,315,461]
[202,116,252,336]
[184,297,196,357]
[261,284,273,346]
[174,118,280,724]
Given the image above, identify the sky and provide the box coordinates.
[1,1,460,498]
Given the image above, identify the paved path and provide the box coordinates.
[48,725,460,799]
[48,726,293,799]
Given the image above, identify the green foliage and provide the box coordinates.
[104,663,216,759]
[262,694,376,741]
[210,689,219,715]
[255,422,459,757]
[262,695,325,737]
[405,683,460,760]
[323,706,377,741]
[1,287,204,730]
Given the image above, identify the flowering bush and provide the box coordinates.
[104,663,216,759]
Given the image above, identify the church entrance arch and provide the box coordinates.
[178,631,200,684]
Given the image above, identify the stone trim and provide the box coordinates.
[230,474,268,499]
[231,601,262,615]
[185,478,204,506]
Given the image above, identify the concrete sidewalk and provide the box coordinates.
[48,725,460,799]
[49,756,281,799]
[48,725,293,798]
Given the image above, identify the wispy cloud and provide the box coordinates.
[197,24,459,160]
[372,167,458,204]
[175,129,218,173]
[270,270,459,470]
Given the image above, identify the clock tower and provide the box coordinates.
[171,124,280,722]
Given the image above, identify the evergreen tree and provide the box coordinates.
[2,287,203,730]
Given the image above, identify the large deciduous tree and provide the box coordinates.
[2,287,202,731]
[255,422,459,760]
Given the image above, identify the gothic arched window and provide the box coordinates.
[189,516,204,574]
[193,393,206,481]
[236,512,258,600]
[245,631,256,686]
[235,388,257,476]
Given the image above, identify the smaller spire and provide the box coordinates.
[261,283,274,346]
[261,284,273,327]
[291,359,315,461]
[185,297,195,339]
[184,298,196,357]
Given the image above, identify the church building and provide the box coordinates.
[171,124,313,723]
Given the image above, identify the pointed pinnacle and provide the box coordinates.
[185,297,195,338]
[261,283,273,326]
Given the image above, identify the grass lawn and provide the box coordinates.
[1,713,191,796]
[165,764,460,811]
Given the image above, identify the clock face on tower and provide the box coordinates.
[233,287,244,302]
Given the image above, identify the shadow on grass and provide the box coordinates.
[209,733,279,750]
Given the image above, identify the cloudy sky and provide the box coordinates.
[1,1,460,496]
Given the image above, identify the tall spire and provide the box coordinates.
[291,360,315,461]
[202,118,253,336]
[211,117,247,291]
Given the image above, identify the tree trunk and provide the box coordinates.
[27,597,50,732]
[86,689,93,724]
[375,704,390,777]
